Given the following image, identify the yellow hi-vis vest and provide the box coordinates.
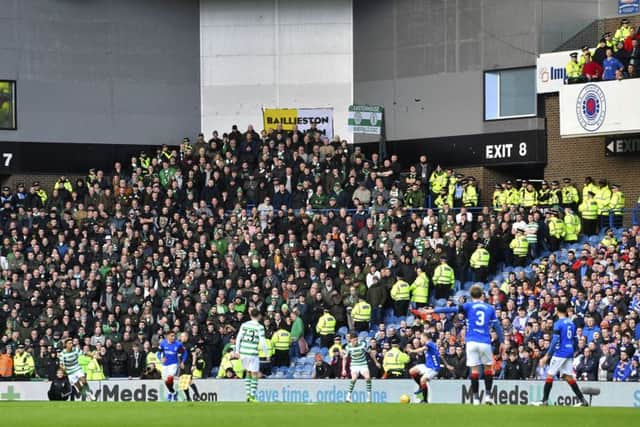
[510,235,529,258]
[316,313,336,335]
[410,273,429,303]
[390,280,410,301]
[433,264,455,287]
[470,248,490,268]
[579,199,598,220]
[383,348,410,372]
[271,329,291,351]
[564,213,581,241]
[352,301,371,322]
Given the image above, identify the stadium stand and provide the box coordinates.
[0,122,638,384]
[565,18,640,82]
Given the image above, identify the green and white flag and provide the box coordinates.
[348,105,383,135]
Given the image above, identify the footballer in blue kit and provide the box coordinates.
[157,331,188,401]
[429,284,503,405]
[408,333,441,403]
[533,303,588,407]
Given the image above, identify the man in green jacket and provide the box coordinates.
[158,160,176,189]
[404,183,425,209]
[290,310,306,358]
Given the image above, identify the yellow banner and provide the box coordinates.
[262,108,298,132]
[262,107,334,138]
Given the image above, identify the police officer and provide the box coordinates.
[434,187,452,209]
[509,228,529,267]
[538,180,551,211]
[492,183,505,213]
[578,45,591,66]
[603,32,616,51]
[271,327,292,367]
[315,308,336,349]
[579,191,599,236]
[86,351,106,381]
[601,228,617,248]
[561,178,579,212]
[609,184,625,228]
[582,176,597,201]
[0,186,11,206]
[382,338,410,379]
[390,274,411,317]
[547,209,565,251]
[13,344,35,379]
[451,173,464,208]
[462,177,479,208]
[432,256,455,300]
[595,179,612,230]
[614,18,632,46]
[469,242,490,283]
[429,165,448,197]
[32,181,48,206]
[563,208,581,243]
[351,297,372,333]
[521,182,538,209]
[139,152,152,175]
[410,266,430,309]
[566,52,584,84]
[258,334,275,376]
[505,180,521,207]
[549,180,561,209]
[54,176,73,196]
[13,183,27,207]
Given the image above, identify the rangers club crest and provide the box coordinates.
[575,84,606,132]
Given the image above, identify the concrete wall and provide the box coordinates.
[200,0,353,139]
[353,0,613,143]
[540,0,612,53]
[0,0,201,145]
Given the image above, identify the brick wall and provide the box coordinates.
[557,14,640,51]
[544,94,639,208]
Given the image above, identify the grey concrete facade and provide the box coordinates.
[353,0,614,143]
[0,0,201,145]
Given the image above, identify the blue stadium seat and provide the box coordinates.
[462,281,474,291]
[588,235,600,246]
[337,326,348,337]
[384,315,398,325]
[358,331,369,341]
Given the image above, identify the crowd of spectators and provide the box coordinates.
[566,18,640,83]
[0,120,638,384]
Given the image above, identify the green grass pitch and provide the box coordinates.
[0,402,636,427]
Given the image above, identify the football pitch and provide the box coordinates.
[1,402,635,427]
